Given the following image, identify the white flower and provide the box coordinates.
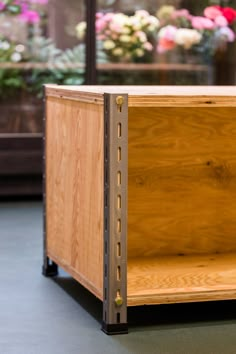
[122,27,131,34]
[128,16,142,31]
[119,34,131,43]
[103,40,116,50]
[135,48,145,57]
[135,31,147,43]
[113,13,129,27]
[135,10,150,18]
[175,29,202,49]
[146,16,160,32]
[112,48,124,56]
[15,44,25,53]
[11,52,22,62]
[147,24,158,32]
[0,41,10,50]
[76,21,86,39]
[216,27,235,42]
[148,16,160,28]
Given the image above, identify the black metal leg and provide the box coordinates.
[42,257,58,277]
[101,321,128,335]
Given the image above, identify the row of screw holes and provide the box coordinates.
[117,119,122,325]
[104,101,108,323]
[104,106,122,325]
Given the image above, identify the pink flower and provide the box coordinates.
[109,22,123,33]
[29,0,48,3]
[20,10,40,23]
[158,25,177,41]
[157,38,176,53]
[0,1,5,11]
[96,18,107,33]
[97,35,106,41]
[96,12,103,19]
[214,15,228,27]
[204,6,222,20]
[172,9,191,20]
[103,13,114,22]
[191,16,215,30]
[157,26,177,52]
[143,42,153,51]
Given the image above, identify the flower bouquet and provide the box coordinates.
[76,10,160,63]
[156,5,236,64]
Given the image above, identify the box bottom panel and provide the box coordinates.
[127,253,236,306]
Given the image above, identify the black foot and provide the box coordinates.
[42,260,58,277]
[101,321,128,335]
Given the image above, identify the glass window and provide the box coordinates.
[89,0,236,85]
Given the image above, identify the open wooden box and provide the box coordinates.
[43,85,236,334]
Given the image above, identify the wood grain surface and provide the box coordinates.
[45,85,236,107]
[127,254,236,305]
[128,107,236,257]
[46,96,104,299]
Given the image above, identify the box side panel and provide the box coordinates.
[46,96,104,299]
[128,107,236,258]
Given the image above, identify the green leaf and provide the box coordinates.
[7,5,21,14]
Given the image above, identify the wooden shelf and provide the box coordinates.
[97,62,209,72]
[0,62,84,70]
[0,62,209,72]
[127,254,236,306]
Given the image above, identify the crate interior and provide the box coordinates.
[127,106,236,306]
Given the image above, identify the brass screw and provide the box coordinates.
[116,96,124,112]
[115,295,123,306]
[116,96,124,106]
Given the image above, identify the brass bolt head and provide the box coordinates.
[116,96,124,106]
[115,295,123,306]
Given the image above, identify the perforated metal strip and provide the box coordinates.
[103,93,128,327]
[42,87,47,269]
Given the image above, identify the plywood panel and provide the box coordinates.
[46,96,104,299]
[45,85,236,107]
[128,107,236,257]
[127,254,236,306]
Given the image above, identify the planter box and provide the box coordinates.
[43,85,236,334]
[0,92,43,195]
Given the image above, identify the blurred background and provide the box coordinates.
[0,0,235,197]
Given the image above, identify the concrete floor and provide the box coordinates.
[1,201,236,354]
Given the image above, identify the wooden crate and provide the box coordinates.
[43,85,236,334]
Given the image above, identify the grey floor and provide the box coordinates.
[1,202,236,354]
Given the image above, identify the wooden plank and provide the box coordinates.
[0,62,208,71]
[45,85,236,107]
[0,62,84,69]
[97,63,209,72]
[46,96,104,300]
[45,85,104,105]
[127,254,236,306]
[128,107,236,257]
